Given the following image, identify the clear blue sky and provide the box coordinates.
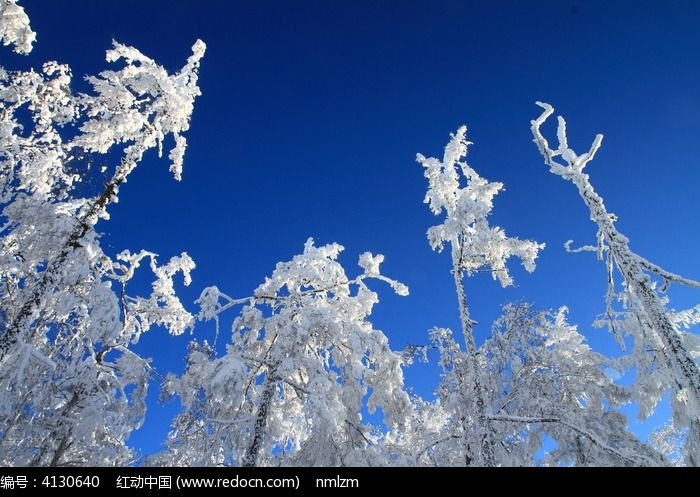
[17,0,700,458]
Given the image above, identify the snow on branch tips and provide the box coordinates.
[0,0,35,54]
[531,102,604,178]
[106,249,196,338]
[417,125,544,287]
[78,38,206,181]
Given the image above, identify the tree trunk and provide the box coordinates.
[574,177,700,414]
[452,251,495,467]
[0,159,134,362]
[242,367,278,467]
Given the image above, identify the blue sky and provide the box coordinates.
[16,0,700,457]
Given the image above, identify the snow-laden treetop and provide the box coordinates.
[417,126,544,286]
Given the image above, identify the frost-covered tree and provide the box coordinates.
[0,26,205,362]
[394,303,662,466]
[0,0,690,469]
[483,303,663,466]
[0,1,204,465]
[531,102,700,465]
[157,239,411,467]
[416,127,544,465]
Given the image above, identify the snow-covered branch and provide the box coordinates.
[635,255,700,291]
[0,38,206,363]
[532,102,700,465]
[0,0,35,54]
[489,414,657,466]
[418,126,544,287]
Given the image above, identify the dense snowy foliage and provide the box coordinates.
[0,0,34,54]
[0,2,204,465]
[154,240,410,466]
[0,2,697,467]
[398,304,663,466]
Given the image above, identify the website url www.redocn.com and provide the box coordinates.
[176,476,299,489]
